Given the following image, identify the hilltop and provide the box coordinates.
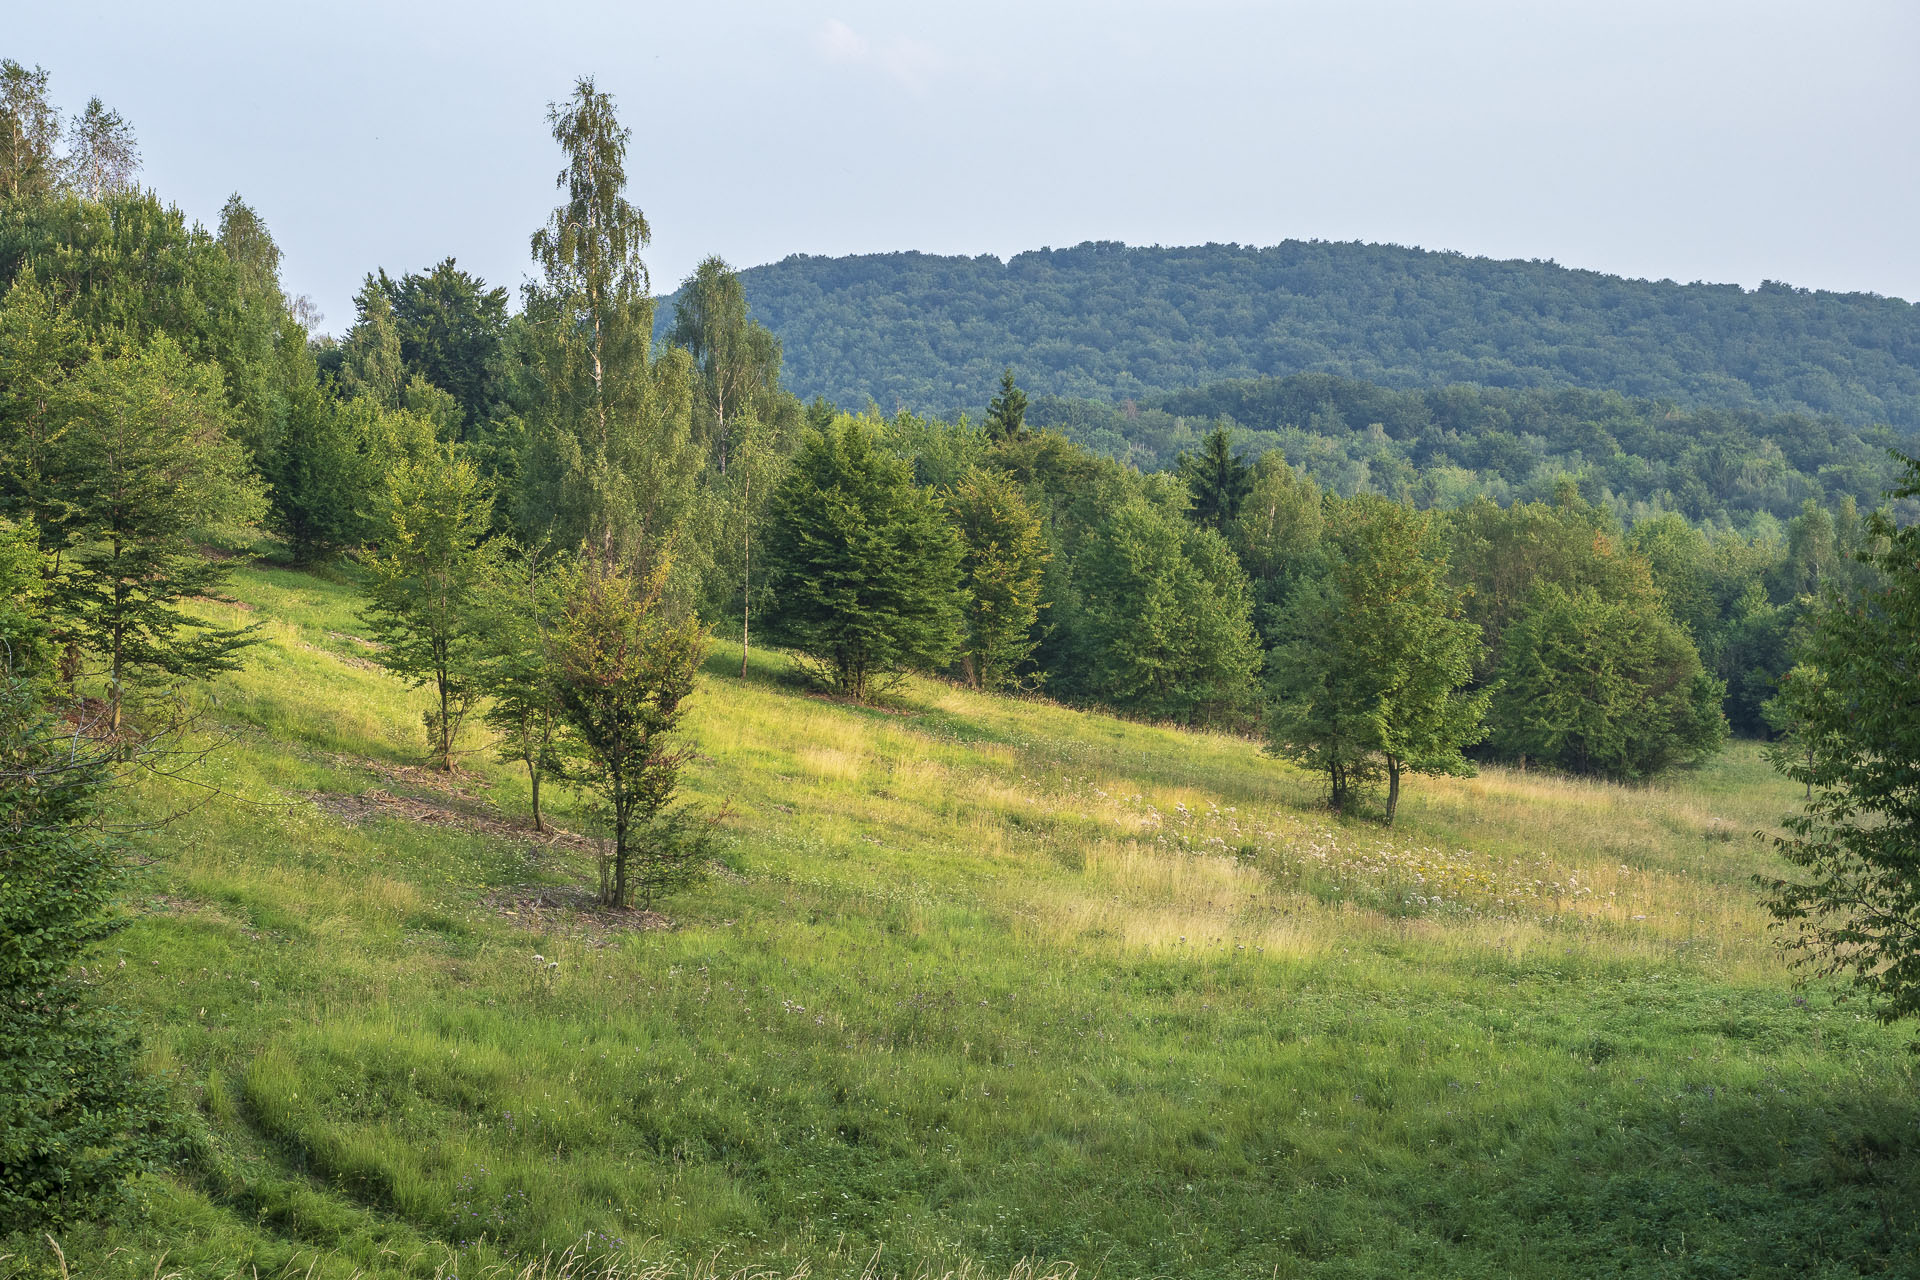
[20,561,1917,1279]
[675,241,1920,427]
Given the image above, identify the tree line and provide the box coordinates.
[675,240,1920,429]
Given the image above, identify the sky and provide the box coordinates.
[11,1,1918,335]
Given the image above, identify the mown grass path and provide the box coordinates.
[13,563,1918,1279]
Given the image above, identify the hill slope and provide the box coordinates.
[25,564,1920,1278]
[675,241,1920,425]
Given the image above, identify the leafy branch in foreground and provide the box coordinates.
[1762,453,1920,1031]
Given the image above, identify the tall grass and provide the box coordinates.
[7,563,1916,1280]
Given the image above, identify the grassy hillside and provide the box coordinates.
[676,241,1920,427]
[11,563,1919,1279]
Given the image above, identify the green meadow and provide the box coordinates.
[8,561,1917,1280]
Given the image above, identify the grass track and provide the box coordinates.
[7,562,1918,1279]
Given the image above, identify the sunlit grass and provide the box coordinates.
[9,562,1917,1280]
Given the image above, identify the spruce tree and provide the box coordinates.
[948,467,1050,690]
[41,338,266,729]
[1176,425,1253,532]
[985,367,1028,445]
[763,414,963,698]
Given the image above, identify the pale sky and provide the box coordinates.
[11,1,1918,334]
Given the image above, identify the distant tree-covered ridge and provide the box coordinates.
[669,240,1920,427]
[1032,372,1914,529]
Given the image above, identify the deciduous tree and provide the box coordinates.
[1266,496,1486,823]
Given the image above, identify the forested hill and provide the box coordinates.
[675,241,1920,426]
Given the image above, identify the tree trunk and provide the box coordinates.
[739,468,751,679]
[528,761,544,833]
[1385,756,1402,826]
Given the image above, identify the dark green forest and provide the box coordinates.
[678,241,1920,426]
[1030,373,1912,530]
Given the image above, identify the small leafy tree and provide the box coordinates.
[1761,456,1920,1028]
[361,446,497,771]
[762,414,963,699]
[549,560,712,910]
[1266,496,1487,823]
[948,467,1049,690]
[473,543,570,831]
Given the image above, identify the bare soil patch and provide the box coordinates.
[484,883,672,943]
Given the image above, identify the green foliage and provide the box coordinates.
[1062,489,1261,725]
[359,447,497,771]
[1266,495,1487,821]
[692,242,1920,431]
[1229,450,1324,644]
[1492,580,1728,779]
[1762,454,1920,1028]
[1039,372,1913,528]
[762,414,963,698]
[335,276,404,410]
[36,337,265,726]
[0,192,281,453]
[947,467,1049,691]
[515,79,701,578]
[1174,424,1251,532]
[668,255,784,475]
[0,667,162,1232]
[379,258,508,435]
[471,543,569,831]
[0,60,61,200]
[0,518,49,678]
[983,367,1027,445]
[549,560,710,909]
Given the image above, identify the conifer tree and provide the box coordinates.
[948,467,1049,690]
[1066,491,1261,725]
[42,338,266,729]
[337,275,405,409]
[1176,425,1253,532]
[763,414,963,698]
[985,367,1029,445]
